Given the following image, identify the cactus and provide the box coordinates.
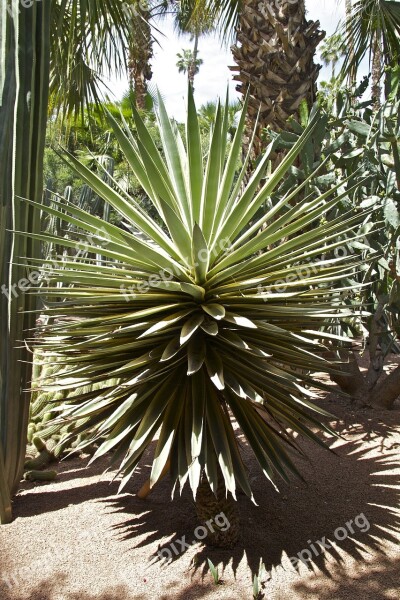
[40,365,61,379]
[39,421,65,439]
[24,470,58,482]
[27,424,36,443]
[45,439,58,453]
[24,449,53,471]
[25,446,37,460]
[25,350,118,474]
[60,422,74,433]
[71,433,86,449]
[32,437,46,452]
[53,439,70,460]
[31,352,44,390]
[31,392,54,417]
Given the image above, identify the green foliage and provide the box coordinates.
[45,97,165,225]
[27,90,370,500]
[174,0,216,36]
[49,0,135,118]
[267,91,400,352]
[339,0,400,92]
[198,99,240,134]
[44,146,84,198]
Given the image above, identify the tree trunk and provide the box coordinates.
[367,364,400,409]
[327,347,400,410]
[128,9,153,110]
[328,352,368,400]
[230,0,325,156]
[372,31,382,111]
[188,33,199,89]
[195,468,239,548]
[345,0,357,89]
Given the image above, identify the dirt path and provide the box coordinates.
[0,382,399,599]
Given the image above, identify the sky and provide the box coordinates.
[106,0,360,121]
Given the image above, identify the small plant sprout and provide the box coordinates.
[207,558,221,585]
[253,559,267,599]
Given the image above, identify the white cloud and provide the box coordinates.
[308,0,345,36]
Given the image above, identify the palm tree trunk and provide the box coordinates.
[188,33,199,88]
[372,31,382,111]
[230,0,325,156]
[345,0,357,89]
[0,1,51,523]
[128,9,153,110]
[195,466,240,548]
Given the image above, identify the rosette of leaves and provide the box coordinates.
[24,89,370,503]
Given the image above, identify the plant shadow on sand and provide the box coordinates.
[292,554,400,600]
[101,396,400,593]
[0,574,216,600]
[8,395,400,599]
[11,458,122,519]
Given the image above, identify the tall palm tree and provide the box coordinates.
[188,36,201,84]
[339,0,400,106]
[124,1,155,110]
[0,0,138,524]
[207,0,400,150]
[345,0,357,88]
[176,48,204,85]
[174,0,217,87]
[372,29,384,108]
[320,33,345,79]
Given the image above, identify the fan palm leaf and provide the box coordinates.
[339,0,400,81]
[49,0,135,118]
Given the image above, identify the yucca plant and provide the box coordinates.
[25,89,369,544]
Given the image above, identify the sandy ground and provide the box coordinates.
[0,361,399,600]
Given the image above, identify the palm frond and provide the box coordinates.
[339,0,400,80]
[50,0,133,119]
